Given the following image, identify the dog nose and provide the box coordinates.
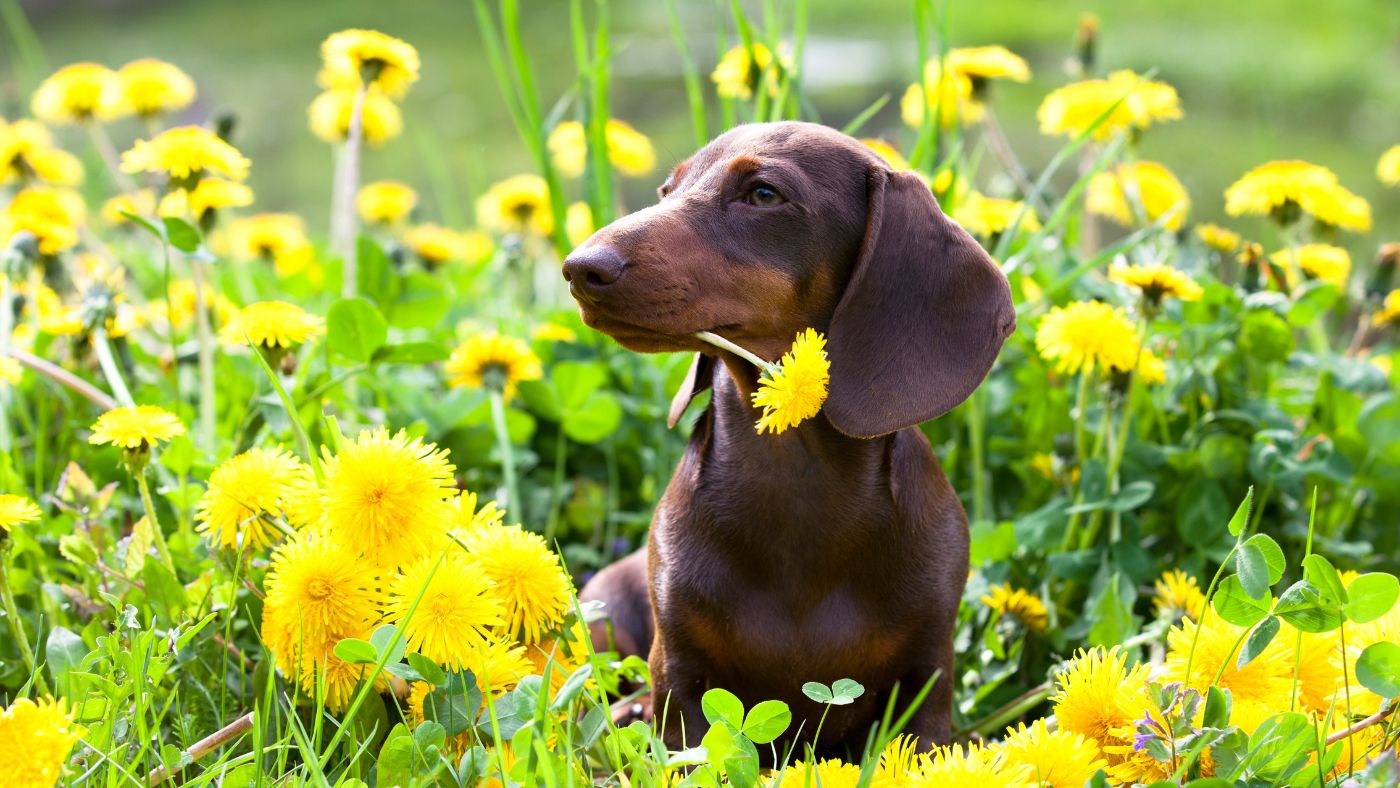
[563,246,625,295]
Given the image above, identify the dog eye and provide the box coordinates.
[746,185,785,206]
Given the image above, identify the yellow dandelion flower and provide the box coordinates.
[1196,223,1241,254]
[1287,625,1342,715]
[547,120,656,178]
[31,62,115,124]
[532,322,577,343]
[1152,569,1205,621]
[1341,604,1400,717]
[460,524,573,644]
[1001,718,1107,788]
[1035,301,1141,376]
[3,186,86,255]
[280,468,325,532]
[476,174,553,237]
[1087,161,1190,231]
[319,29,420,98]
[320,427,457,568]
[565,201,594,248]
[101,189,157,226]
[912,742,1033,785]
[159,178,253,221]
[88,405,184,450]
[100,59,196,119]
[0,696,83,788]
[1051,647,1153,754]
[861,138,911,170]
[299,645,388,713]
[952,192,1040,237]
[981,583,1048,633]
[1110,263,1204,304]
[120,126,250,184]
[444,333,543,401]
[226,213,314,275]
[1164,614,1294,706]
[219,301,325,350]
[752,328,830,435]
[948,45,1032,86]
[404,224,469,265]
[0,120,84,186]
[873,734,920,786]
[1270,244,1351,289]
[449,490,506,539]
[308,87,402,146]
[901,63,981,128]
[1374,290,1400,327]
[0,357,21,387]
[386,553,505,669]
[712,42,791,101]
[195,447,306,551]
[1224,160,1370,232]
[0,494,42,533]
[1379,144,1400,186]
[1038,70,1181,140]
[356,181,417,225]
[262,531,381,672]
[770,758,862,787]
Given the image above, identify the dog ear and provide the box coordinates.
[824,168,1016,439]
[668,352,714,428]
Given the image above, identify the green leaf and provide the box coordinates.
[1238,616,1280,670]
[1301,555,1347,606]
[740,700,791,744]
[161,216,202,253]
[516,379,564,422]
[830,678,865,704]
[1202,686,1231,729]
[1088,573,1138,648]
[549,664,593,711]
[369,624,406,665]
[372,341,449,364]
[701,688,744,728]
[119,209,163,239]
[1286,280,1339,327]
[1227,486,1254,537]
[700,720,737,763]
[408,652,446,686]
[562,393,622,443]
[801,682,833,703]
[1236,540,1272,601]
[327,298,388,363]
[1274,580,1343,633]
[1355,641,1400,698]
[387,272,450,329]
[45,627,88,686]
[333,637,378,665]
[1242,534,1285,585]
[1344,573,1400,624]
[1213,576,1271,627]
[1107,480,1155,512]
[1242,712,1316,781]
[424,674,480,737]
[552,360,607,411]
[140,560,187,621]
[356,235,396,307]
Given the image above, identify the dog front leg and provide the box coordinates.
[648,636,709,750]
[897,640,955,749]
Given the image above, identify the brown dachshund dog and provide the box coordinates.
[562,121,1014,753]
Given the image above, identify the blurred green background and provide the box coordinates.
[4,0,1399,255]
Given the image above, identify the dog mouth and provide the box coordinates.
[575,306,740,353]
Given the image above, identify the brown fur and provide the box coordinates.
[562,122,1015,753]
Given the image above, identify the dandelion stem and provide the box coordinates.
[188,257,217,453]
[146,711,254,786]
[693,330,776,374]
[135,468,178,577]
[0,542,52,697]
[91,325,135,408]
[489,389,521,517]
[7,348,118,410]
[332,85,367,297]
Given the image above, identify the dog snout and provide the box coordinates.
[563,246,626,299]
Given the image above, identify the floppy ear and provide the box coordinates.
[824,168,1016,439]
[667,352,714,428]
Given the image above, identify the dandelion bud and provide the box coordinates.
[1365,242,1400,300]
[1074,14,1099,76]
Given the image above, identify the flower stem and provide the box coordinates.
[488,389,520,518]
[332,85,367,297]
[90,325,135,408]
[135,468,178,577]
[85,121,139,195]
[0,543,52,696]
[186,257,218,455]
[693,330,776,374]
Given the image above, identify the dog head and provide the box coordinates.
[563,121,1015,438]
